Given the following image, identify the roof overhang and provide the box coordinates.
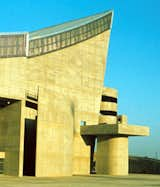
[29,10,113,40]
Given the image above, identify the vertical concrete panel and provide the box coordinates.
[72,134,90,175]
[0,101,24,176]
[96,136,128,175]
[35,88,74,177]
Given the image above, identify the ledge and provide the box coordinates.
[80,123,149,136]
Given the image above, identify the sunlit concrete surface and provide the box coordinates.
[0,174,159,187]
[0,10,149,177]
[0,10,113,177]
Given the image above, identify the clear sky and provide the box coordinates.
[0,0,159,158]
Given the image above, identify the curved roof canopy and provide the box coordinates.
[0,10,113,58]
[29,10,113,40]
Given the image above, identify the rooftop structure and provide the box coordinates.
[0,11,112,57]
[0,10,149,177]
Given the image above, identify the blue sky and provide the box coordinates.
[0,0,159,158]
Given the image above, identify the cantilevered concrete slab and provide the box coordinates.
[81,123,149,136]
[81,122,149,175]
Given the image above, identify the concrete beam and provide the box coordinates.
[80,123,149,137]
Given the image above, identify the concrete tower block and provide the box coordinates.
[81,86,149,175]
[97,87,128,175]
[92,87,149,175]
[99,88,118,124]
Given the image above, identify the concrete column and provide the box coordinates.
[96,136,128,175]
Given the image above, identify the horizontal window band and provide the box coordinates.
[25,101,37,110]
[100,110,117,116]
[28,13,112,57]
[101,95,117,103]
[0,12,112,58]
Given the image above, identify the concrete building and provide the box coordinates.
[0,10,149,177]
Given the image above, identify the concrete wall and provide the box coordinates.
[0,30,111,176]
[33,30,111,176]
[0,57,27,100]
[0,101,24,176]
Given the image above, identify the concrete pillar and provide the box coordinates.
[96,136,128,175]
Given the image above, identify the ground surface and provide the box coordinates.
[0,174,160,187]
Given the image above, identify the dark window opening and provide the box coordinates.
[25,101,37,110]
[26,95,38,102]
[80,120,86,126]
[101,95,117,103]
[100,110,117,116]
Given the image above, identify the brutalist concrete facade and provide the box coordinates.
[0,10,149,177]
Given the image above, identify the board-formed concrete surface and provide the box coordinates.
[0,174,159,187]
